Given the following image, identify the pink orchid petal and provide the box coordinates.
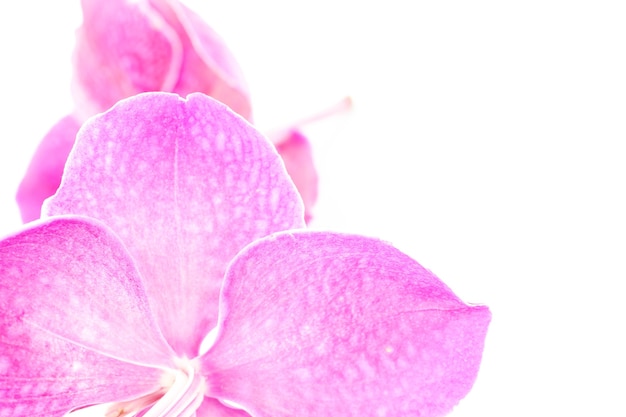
[44,92,305,357]
[197,398,251,417]
[201,232,491,417]
[0,217,175,415]
[74,0,252,121]
[274,130,318,223]
[16,115,81,223]
[147,0,252,120]
[73,0,182,114]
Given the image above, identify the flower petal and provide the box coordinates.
[197,398,251,417]
[148,0,252,120]
[202,232,491,417]
[73,0,252,121]
[274,130,318,223]
[16,115,81,223]
[73,0,182,115]
[0,217,174,415]
[44,92,305,357]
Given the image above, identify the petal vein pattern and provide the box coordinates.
[0,217,173,416]
[3,92,489,417]
[202,231,491,417]
[44,92,305,357]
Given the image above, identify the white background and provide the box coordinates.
[1,1,625,416]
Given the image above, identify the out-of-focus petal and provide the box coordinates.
[197,398,251,417]
[202,232,491,417]
[73,0,182,115]
[74,0,252,120]
[44,92,305,357]
[274,130,318,223]
[265,96,353,223]
[147,0,252,120]
[0,217,174,415]
[16,115,81,223]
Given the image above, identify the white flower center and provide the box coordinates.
[69,358,206,417]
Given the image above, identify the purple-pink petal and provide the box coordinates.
[274,130,318,223]
[197,398,252,417]
[73,0,182,115]
[0,217,173,415]
[16,115,81,223]
[44,92,305,357]
[148,0,252,120]
[201,231,490,417]
[74,0,251,121]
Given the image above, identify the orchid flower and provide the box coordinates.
[73,0,251,120]
[17,0,318,223]
[1,92,490,416]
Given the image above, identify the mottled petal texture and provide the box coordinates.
[202,232,491,417]
[0,217,172,415]
[16,115,81,223]
[44,92,305,357]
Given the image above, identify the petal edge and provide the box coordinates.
[202,231,490,417]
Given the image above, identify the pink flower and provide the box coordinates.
[1,93,490,416]
[73,0,251,120]
[273,130,318,224]
[17,0,318,223]
[16,115,81,223]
